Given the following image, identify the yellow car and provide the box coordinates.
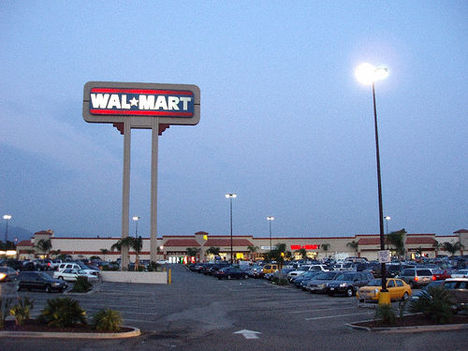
[262,264,279,275]
[357,278,412,302]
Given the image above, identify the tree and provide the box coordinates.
[247,245,259,260]
[206,247,221,259]
[35,239,52,258]
[321,243,331,257]
[186,247,200,258]
[442,241,464,257]
[386,229,407,259]
[111,237,143,270]
[433,240,440,257]
[295,248,307,260]
[49,249,61,258]
[266,243,291,272]
[346,240,359,255]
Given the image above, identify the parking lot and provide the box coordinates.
[2,264,467,351]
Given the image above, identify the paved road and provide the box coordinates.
[3,265,468,350]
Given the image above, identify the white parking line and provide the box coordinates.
[288,306,357,314]
[305,311,373,320]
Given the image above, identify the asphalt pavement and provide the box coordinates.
[2,265,467,351]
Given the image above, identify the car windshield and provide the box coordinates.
[315,272,336,280]
[335,273,355,281]
[367,279,382,286]
[39,272,53,280]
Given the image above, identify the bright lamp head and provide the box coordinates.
[355,63,389,85]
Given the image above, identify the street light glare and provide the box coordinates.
[225,193,237,199]
[267,216,275,221]
[132,216,140,221]
[355,63,389,85]
[3,215,12,220]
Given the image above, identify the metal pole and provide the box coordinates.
[150,118,159,263]
[372,83,387,292]
[269,220,272,251]
[121,121,131,270]
[230,197,233,263]
[4,219,9,244]
[135,220,139,238]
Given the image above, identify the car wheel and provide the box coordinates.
[227,275,232,280]
[402,292,409,301]
[45,285,52,293]
[346,287,354,297]
[244,274,248,279]
[59,276,64,280]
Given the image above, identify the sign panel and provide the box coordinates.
[83,81,200,127]
[378,250,391,263]
[290,245,320,250]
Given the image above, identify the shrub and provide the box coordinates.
[375,303,396,325]
[10,297,34,326]
[39,297,87,327]
[0,297,14,329]
[71,276,93,293]
[409,286,454,324]
[147,261,161,272]
[93,309,122,332]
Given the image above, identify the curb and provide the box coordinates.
[346,320,468,333]
[0,326,141,339]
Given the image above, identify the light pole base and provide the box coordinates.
[378,291,391,305]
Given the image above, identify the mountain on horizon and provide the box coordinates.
[0,225,34,243]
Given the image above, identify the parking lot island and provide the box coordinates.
[100,271,168,284]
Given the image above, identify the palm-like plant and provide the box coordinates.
[35,239,52,258]
[267,243,291,272]
[186,247,200,258]
[100,248,109,261]
[442,241,464,257]
[111,237,143,270]
[346,240,359,255]
[386,229,406,258]
[296,248,307,260]
[321,243,331,256]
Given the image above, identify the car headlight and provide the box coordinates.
[319,283,325,288]
[52,282,60,286]
[374,288,379,294]
[339,283,347,288]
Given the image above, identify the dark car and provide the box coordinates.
[305,271,340,293]
[214,267,249,280]
[327,272,373,297]
[293,271,321,289]
[17,271,68,293]
[0,266,19,282]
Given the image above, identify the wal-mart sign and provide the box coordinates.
[83,82,200,127]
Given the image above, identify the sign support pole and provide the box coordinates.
[121,121,131,270]
[150,118,159,262]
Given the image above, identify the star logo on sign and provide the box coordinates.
[129,97,139,106]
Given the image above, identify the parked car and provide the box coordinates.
[247,265,264,278]
[215,266,249,280]
[399,268,435,288]
[262,264,278,275]
[305,271,340,294]
[292,271,322,289]
[410,280,444,302]
[451,269,468,278]
[443,278,468,313]
[357,278,412,302]
[17,271,68,292]
[327,272,373,297]
[53,268,99,282]
[0,266,19,281]
[432,269,452,280]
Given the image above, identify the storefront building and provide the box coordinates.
[16,229,467,262]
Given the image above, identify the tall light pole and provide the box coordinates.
[225,193,237,263]
[132,216,140,238]
[266,216,275,250]
[355,62,389,297]
[384,216,391,234]
[3,214,12,244]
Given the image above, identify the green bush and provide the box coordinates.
[93,309,122,332]
[409,286,454,324]
[0,297,14,329]
[375,303,396,325]
[147,261,162,272]
[39,297,87,328]
[10,297,34,326]
[71,276,93,293]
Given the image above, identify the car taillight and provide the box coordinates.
[0,273,6,281]
[414,276,419,281]
[432,275,436,281]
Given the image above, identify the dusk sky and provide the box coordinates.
[0,1,466,240]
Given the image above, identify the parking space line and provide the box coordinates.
[305,311,373,320]
[287,306,357,314]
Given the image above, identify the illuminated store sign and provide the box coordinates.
[290,245,320,250]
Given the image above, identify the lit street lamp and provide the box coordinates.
[384,216,391,234]
[355,62,389,297]
[266,216,275,250]
[3,214,12,244]
[132,216,140,238]
[225,193,237,263]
